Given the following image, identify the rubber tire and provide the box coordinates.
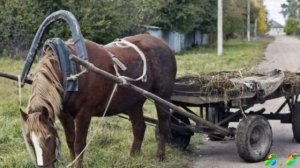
[207,105,229,141]
[292,102,300,142]
[236,115,272,162]
[155,113,193,150]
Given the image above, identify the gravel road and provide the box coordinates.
[192,36,300,168]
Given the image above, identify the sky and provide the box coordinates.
[264,0,286,25]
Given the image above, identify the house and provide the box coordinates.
[145,25,210,53]
[267,20,285,36]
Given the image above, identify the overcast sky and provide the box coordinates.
[264,0,286,25]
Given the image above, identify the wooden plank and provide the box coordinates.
[143,116,194,135]
[171,92,256,105]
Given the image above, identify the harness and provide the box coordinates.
[40,38,147,106]
[43,38,79,105]
[63,39,147,167]
[34,136,62,168]
[22,38,147,168]
[105,39,147,82]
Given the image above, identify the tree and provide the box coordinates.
[252,0,268,33]
[281,0,300,35]
[281,0,300,19]
[222,0,266,38]
[284,17,299,34]
[0,0,266,57]
[151,0,212,33]
[223,0,247,37]
[195,1,217,33]
[0,0,41,56]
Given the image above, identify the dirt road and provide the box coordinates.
[192,36,300,168]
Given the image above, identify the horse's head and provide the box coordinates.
[20,109,60,168]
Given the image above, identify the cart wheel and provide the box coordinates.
[207,105,229,141]
[236,115,272,162]
[155,112,193,149]
[292,102,300,142]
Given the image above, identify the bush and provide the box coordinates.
[284,17,299,35]
[295,25,300,35]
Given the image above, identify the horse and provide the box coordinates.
[20,34,177,168]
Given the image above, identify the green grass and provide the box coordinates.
[0,39,270,167]
[176,39,271,75]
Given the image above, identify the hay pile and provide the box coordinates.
[176,70,300,102]
[175,71,254,101]
[282,71,300,95]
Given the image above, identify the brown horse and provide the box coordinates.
[20,34,177,167]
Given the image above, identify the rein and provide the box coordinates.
[35,157,57,168]
[64,41,147,167]
[65,83,119,168]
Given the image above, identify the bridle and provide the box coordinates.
[23,122,64,168]
[34,125,64,168]
[35,157,58,168]
[35,136,62,168]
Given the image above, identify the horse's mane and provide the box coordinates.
[26,48,63,121]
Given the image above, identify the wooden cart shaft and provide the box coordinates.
[70,55,232,136]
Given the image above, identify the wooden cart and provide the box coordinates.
[1,10,300,163]
[70,56,300,163]
[168,70,300,162]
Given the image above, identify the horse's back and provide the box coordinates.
[105,34,177,94]
[65,34,176,115]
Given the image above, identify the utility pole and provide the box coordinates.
[297,0,300,21]
[247,0,251,41]
[254,18,257,38]
[217,0,223,56]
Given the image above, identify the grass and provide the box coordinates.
[0,39,270,167]
[176,39,271,75]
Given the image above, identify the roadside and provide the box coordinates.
[192,36,300,168]
[253,36,300,72]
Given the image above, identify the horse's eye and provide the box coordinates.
[48,118,54,124]
[46,135,52,142]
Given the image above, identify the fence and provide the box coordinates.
[146,26,211,53]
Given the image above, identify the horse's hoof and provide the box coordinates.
[156,155,165,161]
[130,150,140,157]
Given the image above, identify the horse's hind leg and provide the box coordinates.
[155,101,170,161]
[128,102,146,156]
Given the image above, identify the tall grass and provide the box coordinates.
[0,39,270,167]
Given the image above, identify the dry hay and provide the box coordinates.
[282,71,300,95]
[176,70,300,103]
[176,71,255,102]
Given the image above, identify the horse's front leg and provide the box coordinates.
[58,112,75,160]
[74,113,92,168]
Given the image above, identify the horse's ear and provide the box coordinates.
[20,109,28,121]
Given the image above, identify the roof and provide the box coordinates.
[269,20,284,28]
[142,25,162,30]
